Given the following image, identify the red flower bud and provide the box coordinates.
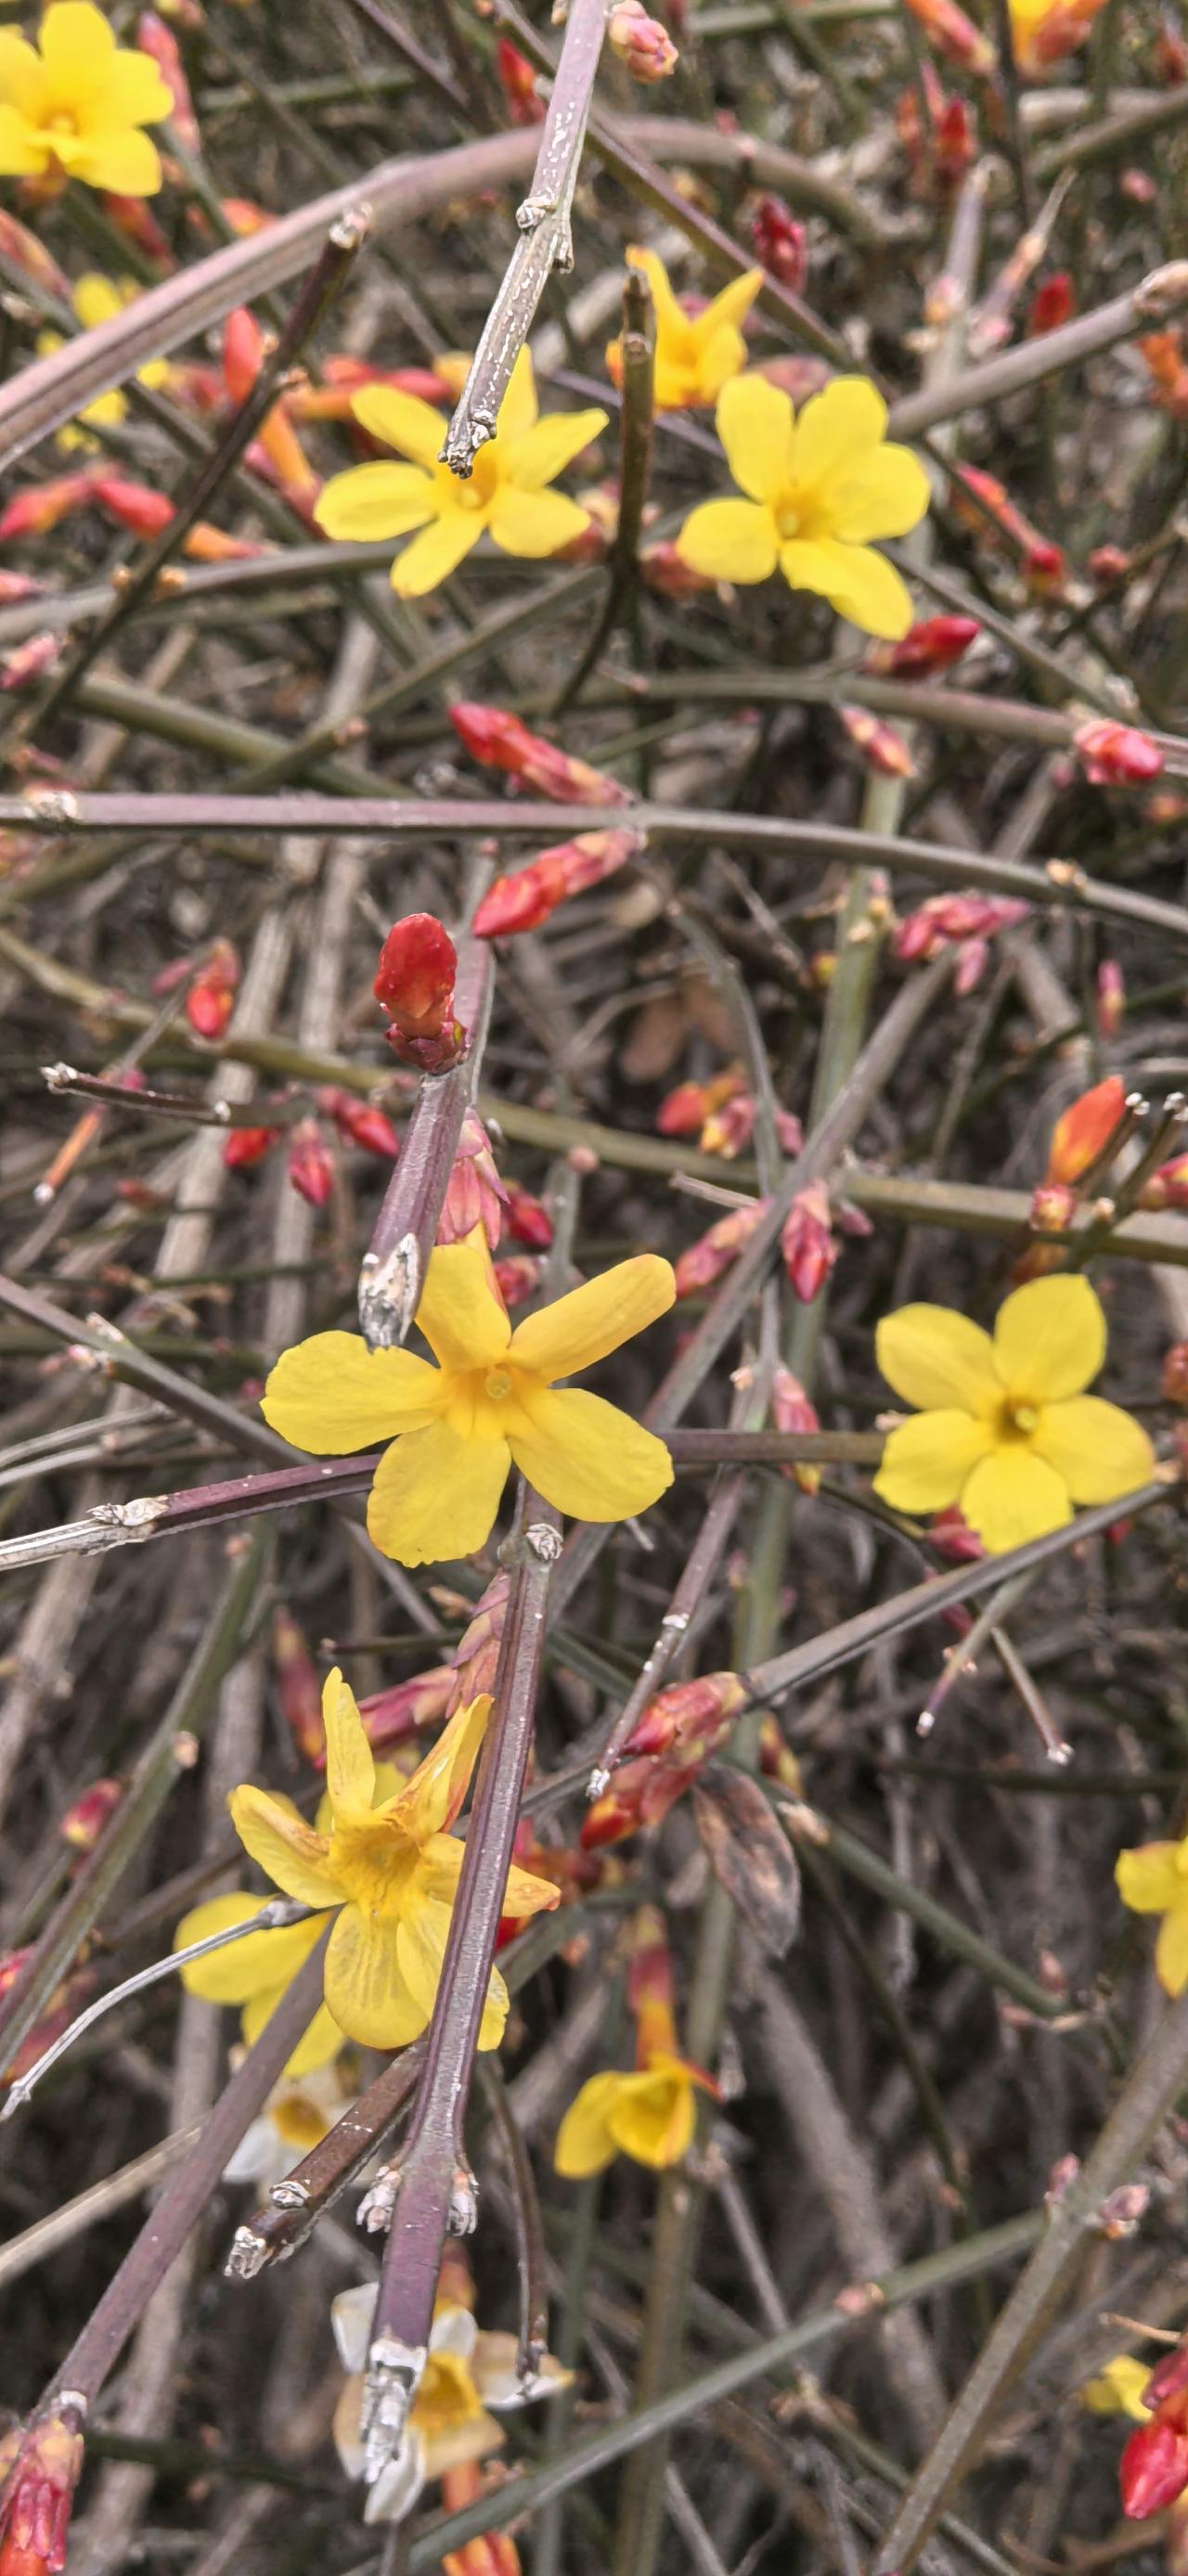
[223,1123,280,1170]
[674,1198,768,1299]
[90,474,174,538]
[781,1181,837,1303]
[0,211,69,300]
[657,1079,711,1138]
[1046,1075,1128,1186]
[223,305,265,405]
[186,939,240,1039]
[930,1505,985,1562]
[496,36,545,122]
[271,1607,324,1765]
[317,1087,400,1159]
[100,190,173,266]
[1120,2421,1188,2519]
[450,703,628,805]
[472,828,641,938]
[0,2406,85,2576]
[0,573,42,603]
[493,1254,542,1307]
[374,914,467,1070]
[59,1777,121,1853]
[1074,719,1165,786]
[840,704,915,776]
[1027,273,1075,335]
[503,1182,552,1249]
[607,0,679,78]
[626,1671,747,1759]
[1090,544,1130,586]
[749,193,807,291]
[1144,2348,1188,2409]
[869,614,979,678]
[287,1118,335,1207]
[1143,1153,1188,1211]
[1096,958,1126,1037]
[771,1361,820,1494]
[136,10,200,152]
[0,473,96,541]
[700,1091,755,1159]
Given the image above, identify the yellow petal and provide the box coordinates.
[677,496,779,585]
[508,1385,673,1524]
[510,1254,674,1381]
[500,1858,561,1920]
[716,373,795,505]
[260,1332,440,1454]
[1030,1396,1154,1503]
[698,266,764,341]
[626,246,688,345]
[228,1784,342,1907]
[1081,2357,1153,2422]
[958,1447,1071,1553]
[40,1,113,86]
[495,343,538,442]
[505,406,607,490]
[0,104,49,170]
[779,535,914,639]
[174,1892,329,2003]
[367,1420,511,1565]
[0,34,48,118]
[413,1831,469,1906]
[241,1986,344,2079]
[325,1903,429,2047]
[872,1410,992,1514]
[486,485,593,558]
[788,375,887,487]
[554,2071,623,2176]
[1156,1905,1188,1997]
[350,382,448,466]
[1116,1841,1186,1914]
[394,1898,455,2023]
[314,461,435,543]
[322,1667,376,1821]
[992,1274,1106,1404]
[477,1961,510,2051]
[418,1230,511,1372]
[693,321,752,404]
[392,510,483,596]
[607,2065,696,2168]
[389,1698,491,1841]
[63,127,162,192]
[825,444,931,543]
[83,46,173,125]
[72,272,123,329]
[875,1306,1001,1414]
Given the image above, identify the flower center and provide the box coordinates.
[997,1397,1040,1441]
[484,1369,513,1402]
[47,111,78,135]
[776,504,801,538]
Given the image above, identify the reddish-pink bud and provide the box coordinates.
[771,1362,820,1495]
[186,939,240,1039]
[503,1181,552,1249]
[626,1671,747,1760]
[0,473,95,542]
[954,934,989,995]
[450,702,627,805]
[374,913,457,1029]
[674,1199,768,1299]
[1075,718,1165,786]
[781,1181,836,1303]
[930,1505,985,1562]
[0,211,69,300]
[1,632,61,691]
[223,305,264,405]
[749,193,807,291]
[1143,1153,1188,1212]
[607,0,679,77]
[0,2406,86,2576]
[1120,2420,1188,2519]
[700,1091,755,1159]
[1096,958,1126,1037]
[287,1118,335,1207]
[869,614,980,678]
[840,704,915,776]
[472,828,641,937]
[1027,272,1075,335]
[272,1606,324,1765]
[639,537,719,598]
[136,10,200,151]
[1144,2349,1188,2410]
[317,1087,400,1159]
[903,0,996,71]
[90,474,175,538]
[59,1777,121,1853]
[1090,543,1130,586]
[496,36,545,122]
[223,1123,280,1170]
[493,1254,542,1306]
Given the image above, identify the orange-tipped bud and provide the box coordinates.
[496,35,545,122]
[1028,1179,1078,1234]
[493,1254,542,1307]
[181,522,270,562]
[220,196,275,238]
[1027,272,1075,336]
[136,10,200,151]
[450,703,628,805]
[868,613,979,678]
[0,212,69,299]
[59,1777,121,1853]
[503,1181,552,1249]
[582,1754,690,1847]
[608,0,679,76]
[1096,958,1126,1037]
[674,1198,768,1298]
[626,1670,747,1760]
[840,704,915,777]
[186,939,239,1039]
[271,1607,324,1765]
[771,1362,821,1494]
[1,633,60,692]
[781,1181,836,1304]
[437,1111,508,1250]
[223,304,264,405]
[357,1666,455,1753]
[1141,1152,1188,1211]
[287,1118,335,1207]
[657,1067,743,1138]
[700,1091,756,1159]
[1046,1075,1128,1186]
[223,1123,280,1170]
[90,474,174,538]
[1142,330,1188,422]
[903,0,996,71]
[316,1088,400,1159]
[0,473,96,541]
[1074,718,1165,786]
[472,828,641,938]
[749,193,807,291]
[0,2408,85,2576]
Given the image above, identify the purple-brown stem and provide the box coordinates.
[358,934,493,1346]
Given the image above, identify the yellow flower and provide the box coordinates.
[332,2286,570,2522]
[606,247,763,410]
[174,1887,344,2079]
[37,272,170,450]
[0,3,172,195]
[872,1273,1155,1553]
[313,346,606,598]
[1081,2356,1155,2421]
[677,373,930,639]
[261,1226,676,1568]
[554,2051,714,2175]
[222,1668,558,2051]
[1117,1832,1188,1995]
[1009,0,1106,74]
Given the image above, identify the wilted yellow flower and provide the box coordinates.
[1117,1832,1188,1994]
[873,1273,1155,1553]
[261,1225,676,1567]
[37,272,170,449]
[677,373,930,638]
[1081,2356,1155,2421]
[222,1668,558,2051]
[332,2284,570,2523]
[606,247,762,409]
[555,2051,715,2174]
[0,3,172,194]
[314,346,605,597]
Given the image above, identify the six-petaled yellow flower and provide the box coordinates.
[873,1273,1155,1553]
[37,272,170,449]
[555,2051,715,2175]
[1081,2356,1155,2421]
[606,246,763,409]
[217,1668,558,2051]
[313,346,605,598]
[261,1227,676,1567]
[1116,1830,1188,1994]
[677,373,930,638]
[0,3,172,195]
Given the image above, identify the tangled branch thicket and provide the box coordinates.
[0,1,1187,2571]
